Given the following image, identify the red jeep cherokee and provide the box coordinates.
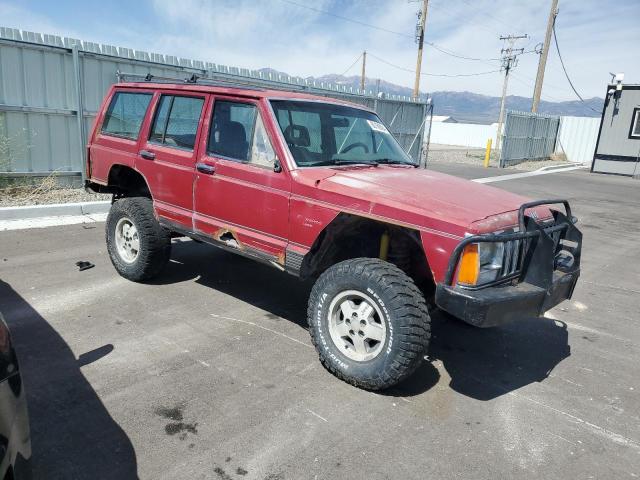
[86,81,582,390]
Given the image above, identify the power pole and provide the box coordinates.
[494,34,527,164]
[412,0,429,99]
[360,50,367,91]
[531,0,559,112]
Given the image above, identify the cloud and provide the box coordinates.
[1,0,638,101]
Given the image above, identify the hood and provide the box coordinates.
[298,166,533,234]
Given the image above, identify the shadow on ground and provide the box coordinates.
[0,280,138,480]
[158,240,571,400]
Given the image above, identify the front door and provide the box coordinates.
[193,97,290,262]
[136,92,207,228]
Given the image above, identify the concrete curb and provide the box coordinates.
[0,201,110,221]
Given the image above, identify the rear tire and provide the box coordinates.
[106,197,171,282]
[307,258,431,390]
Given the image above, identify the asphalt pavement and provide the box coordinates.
[0,165,638,479]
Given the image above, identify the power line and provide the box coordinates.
[277,0,412,38]
[427,1,501,37]
[368,53,500,77]
[339,53,363,77]
[278,0,502,63]
[426,41,502,62]
[510,72,565,103]
[552,24,600,113]
[457,0,515,31]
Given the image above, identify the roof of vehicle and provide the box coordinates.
[115,82,372,111]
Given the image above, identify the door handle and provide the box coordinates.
[196,163,215,175]
[139,150,155,160]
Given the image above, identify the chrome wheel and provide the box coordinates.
[114,217,140,263]
[327,290,387,362]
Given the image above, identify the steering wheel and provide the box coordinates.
[341,142,369,154]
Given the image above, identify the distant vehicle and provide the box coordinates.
[0,312,31,479]
[86,80,582,390]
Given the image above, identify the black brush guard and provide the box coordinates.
[435,199,582,327]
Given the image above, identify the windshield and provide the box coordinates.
[270,100,416,167]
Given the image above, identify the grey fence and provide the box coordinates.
[500,110,560,167]
[0,27,428,183]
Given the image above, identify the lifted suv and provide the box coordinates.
[86,81,582,390]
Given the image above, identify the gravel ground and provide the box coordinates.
[427,144,572,171]
[0,185,109,207]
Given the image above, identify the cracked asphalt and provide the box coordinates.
[0,165,638,479]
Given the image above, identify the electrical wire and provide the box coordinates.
[277,0,413,38]
[552,23,601,114]
[277,0,502,63]
[368,52,500,77]
[425,41,502,62]
[457,0,516,31]
[339,53,363,77]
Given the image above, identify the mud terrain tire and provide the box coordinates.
[308,258,431,390]
[106,197,171,282]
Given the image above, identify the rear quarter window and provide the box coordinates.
[101,91,152,140]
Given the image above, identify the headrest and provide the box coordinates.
[283,124,311,147]
[219,121,247,142]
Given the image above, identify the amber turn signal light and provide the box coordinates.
[457,244,479,285]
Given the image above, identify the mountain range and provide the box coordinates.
[259,69,603,124]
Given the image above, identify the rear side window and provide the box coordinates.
[149,95,205,150]
[101,92,152,140]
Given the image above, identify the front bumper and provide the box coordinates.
[435,199,582,328]
[436,269,580,328]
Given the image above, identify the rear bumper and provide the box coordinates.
[435,269,580,328]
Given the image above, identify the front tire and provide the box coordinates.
[106,197,171,282]
[307,258,431,390]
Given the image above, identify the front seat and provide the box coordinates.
[216,121,249,160]
[283,124,314,163]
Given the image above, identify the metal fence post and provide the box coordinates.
[72,44,86,182]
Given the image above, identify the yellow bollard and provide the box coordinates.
[484,138,492,168]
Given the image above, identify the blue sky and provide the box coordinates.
[1,0,638,101]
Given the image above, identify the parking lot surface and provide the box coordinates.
[0,166,638,479]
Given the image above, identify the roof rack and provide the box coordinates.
[116,70,314,94]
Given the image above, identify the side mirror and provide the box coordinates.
[273,157,282,173]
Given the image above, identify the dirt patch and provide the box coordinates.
[0,182,109,207]
[427,145,573,171]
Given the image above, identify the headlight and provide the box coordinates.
[478,242,504,284]
[457,242,504,286]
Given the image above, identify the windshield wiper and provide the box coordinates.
[305,159,376,167]
[370,158,418,167]
[304,158,416,167]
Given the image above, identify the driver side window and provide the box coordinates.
[208,100,277,168]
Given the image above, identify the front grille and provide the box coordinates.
[499,238,522,279]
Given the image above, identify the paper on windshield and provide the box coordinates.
[367,120,389,133]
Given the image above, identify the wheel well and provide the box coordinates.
[107,165,150,197]
[300,213,435,299]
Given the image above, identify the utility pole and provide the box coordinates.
[494,34,527,164]
[531,0,559,112]
[360,50,367,91]
[412,0,429,99]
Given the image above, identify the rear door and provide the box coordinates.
[193,97,290,262]
[136,91,207,227]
